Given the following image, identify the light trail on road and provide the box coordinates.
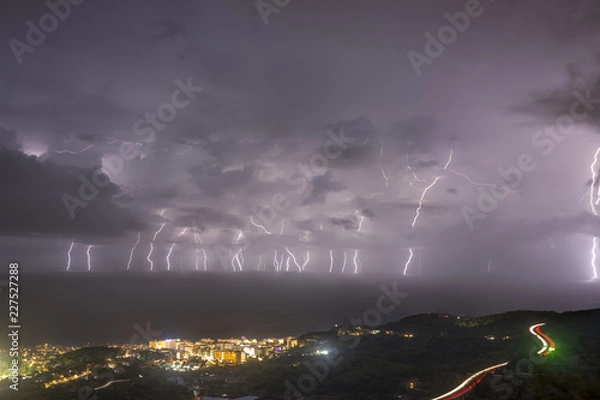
[430,322,555,399]
[430,362,509,400]
[529,322,556,356]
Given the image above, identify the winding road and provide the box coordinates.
[529,322,555,356]
[94,379,130,390]
[430,322,554,400]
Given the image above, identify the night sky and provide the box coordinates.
[2,0,600,345]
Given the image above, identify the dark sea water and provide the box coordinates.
[6,271,600,347]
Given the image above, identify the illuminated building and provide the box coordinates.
[213,350,247,364]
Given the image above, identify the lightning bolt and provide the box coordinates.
[403,150,453,274]
[487,259,492,273]
[301,251,310,271]
[55,144,95,155]
[280,219,285,235]
[341,251,348,273]
[410,149,453,231]
[450,169,496,187]
[589,148,600,214]
[231,251,239,271]
[273,250,280,271]
[285,247,302,272]
[239,249,245,267]
[127,232,142,271]
[147,210,167,272]
[447,151,520,200]
[403,248,414,276]
[166,244,175,271]
[443,149,453,170]
[380,166,390,188]
[230,229,246,271]
[411,176,443,230]
[588,148,600,279]
[378,137,391,188]
[166,228,188,271]
[250,216,272,235]
[257,254,264,271]
[329,250,334,273]
[193,232,208,271]
[353,210,365,232]
[405,154,427,186]
[353,249,363,274]
[194,233,201,271]
[232,249,244,271]
[238,137,257,144]
[106,139,144,148]
[175,145,193,156]
[66,242,75,271]
[86,245,93,271]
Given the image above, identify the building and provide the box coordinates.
[285,337,299,348]
[149,339,182,350]
[213,350,247,365]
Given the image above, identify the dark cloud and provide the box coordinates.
[330,216,359,231]
[0,0,597,285]
[512,54,600,126]
[302,172,345,205]
[0,149,144,238]
[0,127,19,150]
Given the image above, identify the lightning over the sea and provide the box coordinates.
[329,250,334,273]
[403,248,414,276]
[285,247,302,272]
[166,228,188,271]
[257,254,264,271]
[353,249,363,274]
[403,150,453,274]
[193,232,207,271]
[127,232,142,271]
[273,250,284,272]
[301,251,310,271]
[411,176,442,231]
[66,241,75,271]
[86,245,93,271]
[232,249,244,271]
[147,210,167,272]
